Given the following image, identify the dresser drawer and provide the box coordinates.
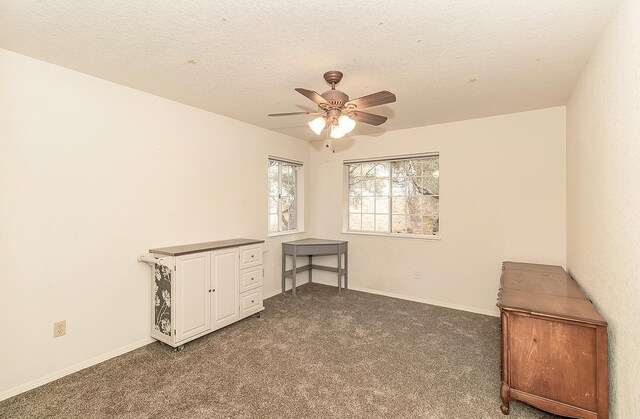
[240,245,262,268]
[240,266,263,293]
[240,289,263,315]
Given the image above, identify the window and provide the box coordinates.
[268,158,301,234]
[345,154,439,237]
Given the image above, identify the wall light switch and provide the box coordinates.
[413,270,421,280]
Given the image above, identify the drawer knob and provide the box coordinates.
[251,277,254,280]
[251,255,255,258]
[251,300,254,303]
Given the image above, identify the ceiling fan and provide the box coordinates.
[268,71,396,139]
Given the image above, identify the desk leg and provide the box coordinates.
[309,255,313,283]
[281,251,286,295]
[337,252,341,292]
[292,249,297,297]
[344,247,348,290]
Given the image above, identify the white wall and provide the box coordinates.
[308,107,566,314]
[566,0,640,416]
[0,48,309,398]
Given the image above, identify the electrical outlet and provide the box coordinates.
[413,269,421,280]
[53,320,66,338]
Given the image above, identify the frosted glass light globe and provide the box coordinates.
[308,116,326,135]
[338,115,356,133]
[330,124,345,139]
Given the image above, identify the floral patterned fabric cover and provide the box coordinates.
[154,265,171,336]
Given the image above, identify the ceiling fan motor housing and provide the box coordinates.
[321,89,349,108]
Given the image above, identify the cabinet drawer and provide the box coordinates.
[240,289,262,315]
[240,266,263,293]
[240,245,262,268]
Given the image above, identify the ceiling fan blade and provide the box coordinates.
[268,112,312,117]
[350,111,388,126]
[295,88,330,106]
[346,91,396,109]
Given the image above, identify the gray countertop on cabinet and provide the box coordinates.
[150,238,264,256]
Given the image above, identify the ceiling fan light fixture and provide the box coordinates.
[308,116,326,135]
[330,123,345,139]
[338,114,356,134]
[269,71,396,140]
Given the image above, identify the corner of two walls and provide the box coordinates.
[565,0,640,416]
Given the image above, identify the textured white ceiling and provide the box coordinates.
[0,0,619,141]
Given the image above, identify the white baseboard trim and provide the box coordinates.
[263,281,299,299]
[346,284,499,317]
[263,287,283,299]
[266,278,498,317]
[0,337,155,402]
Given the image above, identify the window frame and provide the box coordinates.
[268,157,302,236]
[343,153,440,240]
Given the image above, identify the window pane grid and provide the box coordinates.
[347,155,439,236]
[268,160,299,233]
[348,162,390,233]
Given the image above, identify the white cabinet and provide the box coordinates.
[148,239,264,348]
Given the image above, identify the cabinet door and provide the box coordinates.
[174,253,211,342]
[211,248,240,329]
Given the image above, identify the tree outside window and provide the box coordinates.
[269,159,299,233]
[347,155,439,236]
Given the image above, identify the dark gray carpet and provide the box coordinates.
[0,283,555,418]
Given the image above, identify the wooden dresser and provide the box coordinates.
[497,262,608,418]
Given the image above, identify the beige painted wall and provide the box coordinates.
[308,107,567,315]
[0,46,571,403]
[566,0,640,416]
[0,49,309,398]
